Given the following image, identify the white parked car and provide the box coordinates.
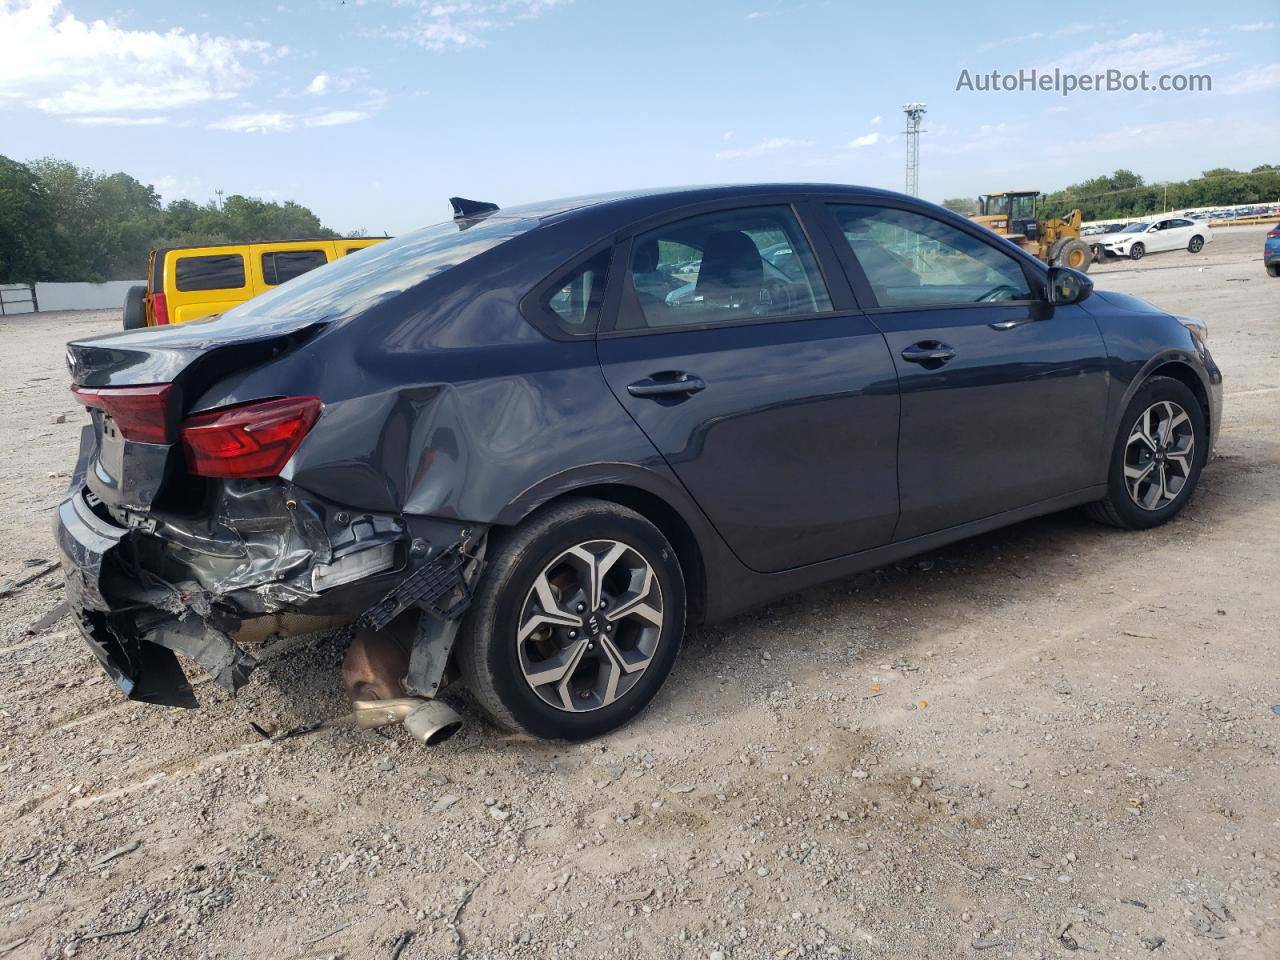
[1097,217,1213,261]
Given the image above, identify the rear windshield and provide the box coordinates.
[221,217,535,322]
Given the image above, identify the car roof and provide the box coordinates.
[491,183,911,230]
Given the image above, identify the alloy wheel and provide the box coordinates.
[516,539,664,712]
[1124,400,1195,511]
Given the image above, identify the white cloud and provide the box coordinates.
[722,130,734,141]
[1222,63,1280,94]
[306,73,330,95]
[0,0,283,117]
[304,110,370,127]
[714,136,814,160]
[210,107,372,133]
[1230,22,1275,32]
[389,0,572,51]
[870,115,881,126]
[849,131,880,147]
[1047,31,1228,75]
[745,11,770,19]
[64,114,168,125]
[210,112,294,133]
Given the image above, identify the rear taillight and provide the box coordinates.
[152,291,170,325]
[180,396,322,478]
[71,384,174,444]
[1269,227,1280,239]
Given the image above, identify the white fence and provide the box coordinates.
[34,280,144,312]
[0,280,145,314]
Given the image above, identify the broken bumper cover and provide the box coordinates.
[53,488,236,707]
[54,484,485,709]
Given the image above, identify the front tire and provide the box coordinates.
[1187,235,1204,253]
[1087,376,1207,530]
[1129,242,1146,261]
[457,498,686,741]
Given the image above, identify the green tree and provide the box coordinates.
[941,196,978,216]
[0,156,54,283]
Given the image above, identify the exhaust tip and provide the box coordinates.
[403,700,464,745]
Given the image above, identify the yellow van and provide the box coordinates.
[122,237,387,329]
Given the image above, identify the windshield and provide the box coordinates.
[219,216,535,322]
[1120,222,1151,233]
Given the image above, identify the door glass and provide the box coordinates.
[175,254,246,292]
[620,206,831,330]
[830,204,1033,308]
[262,249,329,286]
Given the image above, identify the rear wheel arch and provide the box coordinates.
[498,483,708,627]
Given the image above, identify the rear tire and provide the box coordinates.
[1128,242,1146,261]
[1087,376,1207,530]
[1187,235,1204,253]
[457,498,686,741]
[122,285,147,330]
[1266,263,1279,278]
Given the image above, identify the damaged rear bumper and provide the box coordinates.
[53,475,486,708]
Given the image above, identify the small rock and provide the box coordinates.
[431,794,460,813]
[249,793,269,806]
[1141,935,1165,951]
[1008,780,1029,790]
[489,805,511,821]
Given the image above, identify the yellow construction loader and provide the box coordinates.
[972,190,1093,272]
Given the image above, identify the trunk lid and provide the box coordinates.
[66,313,325,512]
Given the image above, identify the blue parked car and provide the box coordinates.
[1266,225,1280,277]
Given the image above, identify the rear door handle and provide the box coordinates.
[626,373,706,398]
[900,341,956,365]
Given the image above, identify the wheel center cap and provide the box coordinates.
[586,613,602,635]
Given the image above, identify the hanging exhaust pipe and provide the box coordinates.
[353,696,463,745]
[344,621,462,746]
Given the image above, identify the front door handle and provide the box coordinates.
[900,341,956,365]
[626,373,707,398]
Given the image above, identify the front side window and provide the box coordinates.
[261,249,328,286]
[829,204,1033,308]
[620,205,831,330]
[175,254,246,292]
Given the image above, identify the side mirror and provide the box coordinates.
[1148,225,1159,233]
[1048,267,1093,305]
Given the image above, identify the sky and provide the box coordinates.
[1,0,1278,234]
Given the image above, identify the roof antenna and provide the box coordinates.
[449,197,500,221]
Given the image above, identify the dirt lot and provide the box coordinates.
[1,225,1277,960]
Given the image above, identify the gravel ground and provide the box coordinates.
[1,226,1277,960]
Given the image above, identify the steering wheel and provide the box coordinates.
[977,284,1020,303]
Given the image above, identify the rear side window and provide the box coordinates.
[262,249,328,286]
[175,254,246,292]
[619,205,831,330]
[526,249,611,337]
[830,204,1032,308]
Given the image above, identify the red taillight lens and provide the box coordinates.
[1269,227,1280,239]
[152,291,170,325]
[181,396,322,478]
[71,384,174,444]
